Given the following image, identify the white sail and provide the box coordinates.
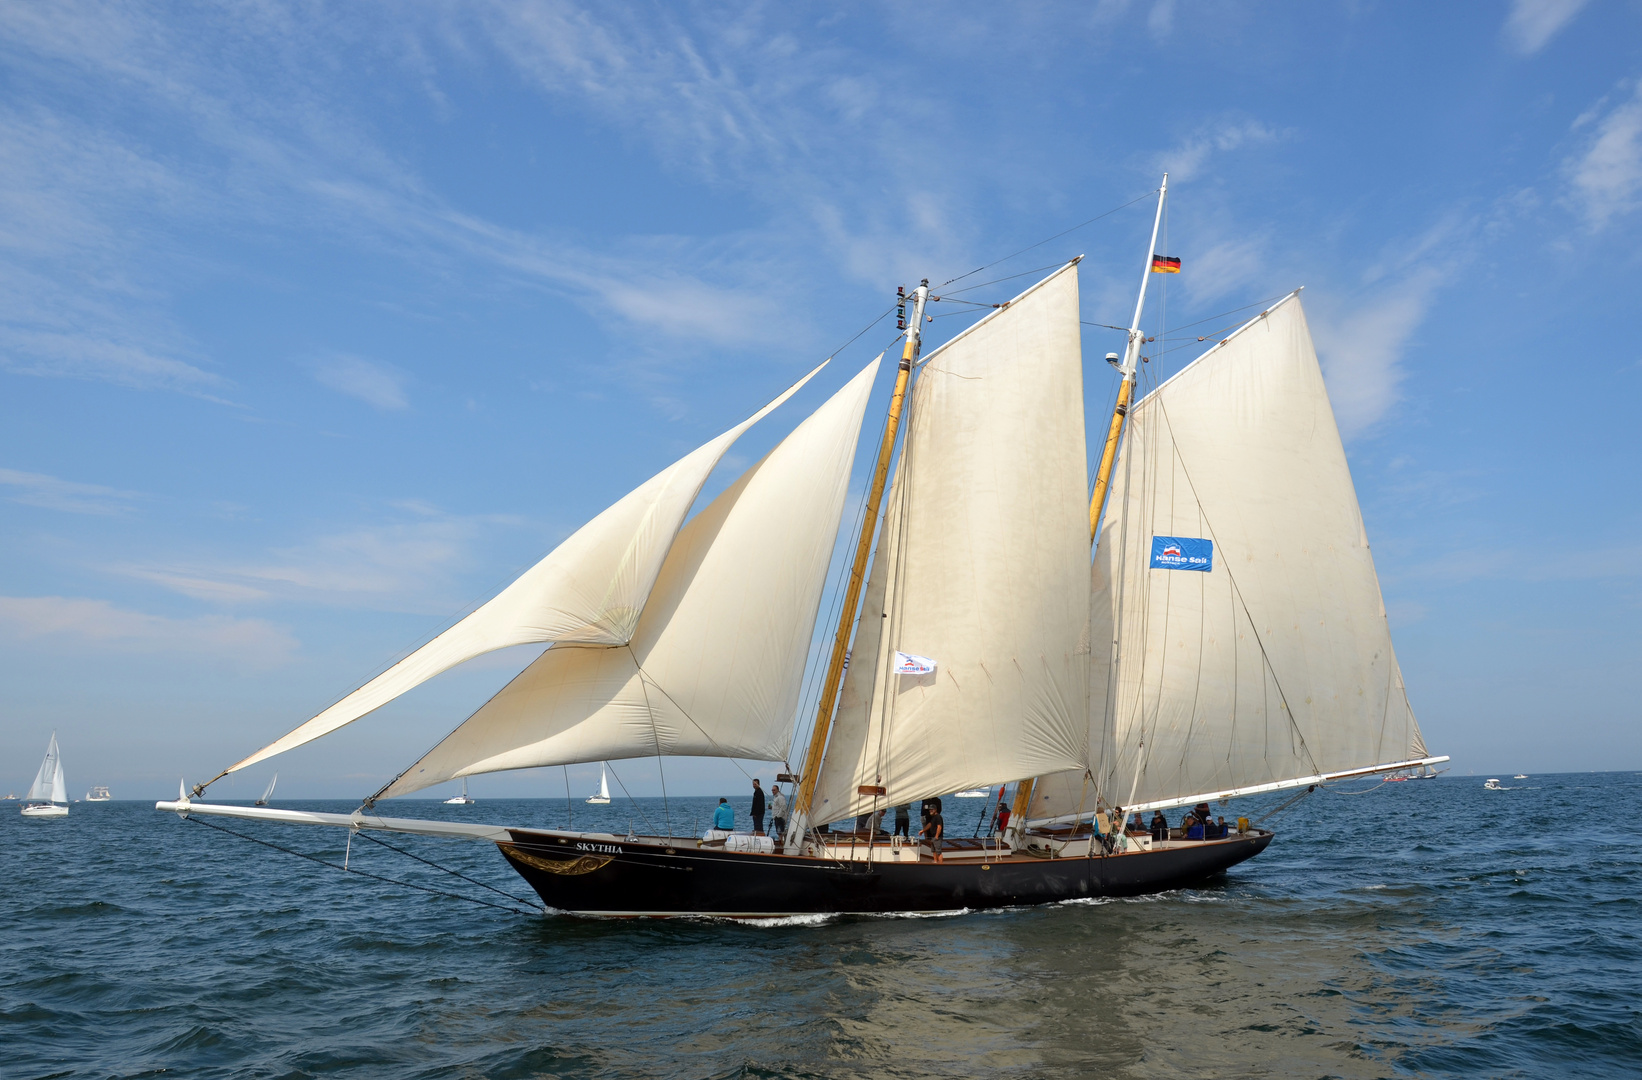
[27,734,60,802]
[377,357,882,797]
[225,364,826,777]
[1032,294,1428,821]
[598,768,609,800]
[810,264,1091,825]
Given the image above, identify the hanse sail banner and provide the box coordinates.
[811,263,1091,824]
[378,358,881,797]
[225,363,826,777]
[1032,294,1428,821]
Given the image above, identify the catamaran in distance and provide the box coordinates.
[159,177,1445,916]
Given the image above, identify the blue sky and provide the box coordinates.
[2,1,1639,800]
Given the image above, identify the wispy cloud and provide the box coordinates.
[312,353,409,410]
[0,595,297,667]
[1565,79,1642,230]
[1310,270,1439,441]
[118,509,505,614]
[1502,0,1589,55]
[0,467,139,515]
[1158,120,1284,183]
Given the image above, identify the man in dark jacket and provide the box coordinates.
[751,779,766,835]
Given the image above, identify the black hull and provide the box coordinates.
[496,829,1275,917]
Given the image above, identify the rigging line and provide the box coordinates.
[181,814,541,916]
[626,643,673,837]
[1082,320,1131,332]
[1254,784,1315,824]
[629,665,759,785]
[562,765,573,829]
[939,260,1072,298]
[1160,294,1291,336]
[351,829,541,907]
[934,188,1160,290]
[599,759,658,835]
[1152,395,1322,778]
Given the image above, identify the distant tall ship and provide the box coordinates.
[163,176,1445,916]
[22,733,69,818]
[85,786,112,802]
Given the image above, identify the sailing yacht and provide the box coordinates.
[22,734,69,818]
[586,767,611,805]
[443,778,476,805]
[255,773,277,806]
[160,177,1444,916]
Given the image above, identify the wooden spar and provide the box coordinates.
[790,282,929,839]
[1010,175,1168,832]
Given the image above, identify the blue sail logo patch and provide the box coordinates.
[1150,536,1213,571]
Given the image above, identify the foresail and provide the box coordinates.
[810,263,1091,825]
[225,364,825,778]
[1034,294,1427,819]
[378,358,881,797]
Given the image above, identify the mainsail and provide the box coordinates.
[27,733,64,803]
[377,357,882,797]
[809,263,1091,824]
[224,363,826,778]
[1032,294,1429,821]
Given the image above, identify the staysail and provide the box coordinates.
[809,263,1091,825]
[1032,294,1429,821]
[376,357,882,797]
[224,364,826,778]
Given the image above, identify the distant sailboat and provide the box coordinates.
[586,766,611,805]
[21,734,69,818]
[86,785,112,802]
[443,777,476,805]
[255,773,277,806]
[953,789,989,798]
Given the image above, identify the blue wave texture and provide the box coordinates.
[3,773,1639,1078]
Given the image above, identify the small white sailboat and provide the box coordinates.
[953,789,989,798]
[255,773,277,806]
[586,766,611,805]
[21,734,69,818]
[85,785,112,802]
[443,777,476,805]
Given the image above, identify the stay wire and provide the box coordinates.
[181,814,541,916]
[350,828,542,907]
[934,188,1160,290]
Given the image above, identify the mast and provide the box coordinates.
[1009,175,1168,835]
[789,281,930,841]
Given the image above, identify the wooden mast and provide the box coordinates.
[788,281,929,843]
[1006,175,1169,836]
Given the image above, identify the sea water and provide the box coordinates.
[2,772,1638,1078]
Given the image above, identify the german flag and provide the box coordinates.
[1151,255,1181,273]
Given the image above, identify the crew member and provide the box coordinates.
[923,798,945,864]
[1150,809,1169,842]
[893,804,911,837]
[770,784,789,839]
[713,797,735,832]
[751,778,766,835]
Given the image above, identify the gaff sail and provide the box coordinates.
[810,263,1091,825]
[377,357,881,797]
[1031,294,1431,822]
[223,363,827,779]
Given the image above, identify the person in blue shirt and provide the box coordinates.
[712,797,735,831]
